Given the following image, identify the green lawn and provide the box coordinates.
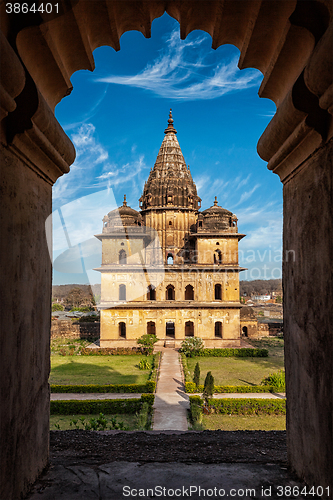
[186,338,284,386]
[50,413,138,430]
[49,355,154,385]
[200,414,286,431]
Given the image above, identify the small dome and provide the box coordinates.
[201,197,233,217]
[104,195,142,229]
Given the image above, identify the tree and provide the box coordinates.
[52,303,64,312]
[193,362,200,387]
[203,371,215,406]
[137,334,158,355]
[179,337,204,357]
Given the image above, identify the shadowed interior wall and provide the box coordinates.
[284,139,333,488]
[0,146,51,500]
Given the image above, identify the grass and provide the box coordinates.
[186,338,284,386]
[50,414,138,430]
[51,338,96,355]
[49,355,154,385]
[200,414,286,431]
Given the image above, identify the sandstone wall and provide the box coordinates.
[51,320,100,339]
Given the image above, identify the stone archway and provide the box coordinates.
[1,2,332,498]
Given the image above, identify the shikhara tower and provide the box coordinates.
[95,110,245,347]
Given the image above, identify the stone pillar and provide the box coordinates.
[283,140,332,490]
[0,29,75,497]
[0,146,52,499]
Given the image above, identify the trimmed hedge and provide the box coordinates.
[51,352,161,394]
[185,382,275,393]
[51,383,154,393]
[80,347,143,355]
[191,348,268,357]
[189,396,286,415]
[50,394,154,415]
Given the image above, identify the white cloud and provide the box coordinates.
[53,123,148,209]
[95,29,262,101]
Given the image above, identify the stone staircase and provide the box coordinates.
[164,339,175,348]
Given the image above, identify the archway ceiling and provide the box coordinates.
[1,0,332,184]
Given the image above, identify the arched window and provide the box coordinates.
[215,284,222,300]
[185,321,194,337]
[169,221,172,226]
[147,285,156,301]
[185,284,194,300]
[166,284,175,300]
[214,250,222,264]
[242,326,248,337]
[215,321,222,338]
[167,253,174,265]
[147,321,156,335]
[119,249,127,264]
[119,284,126,301]
[119,322,126,338]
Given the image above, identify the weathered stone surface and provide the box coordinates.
[51,320,100,339]
[0,146,51,500]
[283,138,333,491]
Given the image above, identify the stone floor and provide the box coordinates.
[27,461,312,500]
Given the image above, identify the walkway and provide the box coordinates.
[152,348,190,431]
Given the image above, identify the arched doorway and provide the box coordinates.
[215,321,222,338]
[166,321,175,338]
[119,284,126,301]
[185,321,194,337]
[242,326,248,337]
[119,249,127,265]
[185,284,194,300]
[166,284,175,301]
[147,285,156,301]
[118,322,126,338]
[147,321,156,335]
[215,284,222,300]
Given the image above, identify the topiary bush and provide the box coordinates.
[193,362,200,387]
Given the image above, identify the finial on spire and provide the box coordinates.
[214,196,218,206]
[164,108,177,134]
[123,194,127,206]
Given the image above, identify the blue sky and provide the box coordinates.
[51,13,282,286]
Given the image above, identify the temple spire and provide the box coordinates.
[164,108,177,134]
[123,194,127,206]
[214,196,218,206]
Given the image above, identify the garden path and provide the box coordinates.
[152,348,190,431]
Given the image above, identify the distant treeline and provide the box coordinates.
[52,284,101,301]
[240,279,282,297]
[53,280,281,301]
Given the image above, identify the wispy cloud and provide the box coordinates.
[95,30,261,101]
[53,123,148,210]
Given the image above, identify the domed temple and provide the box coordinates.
[95,110,246,347]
